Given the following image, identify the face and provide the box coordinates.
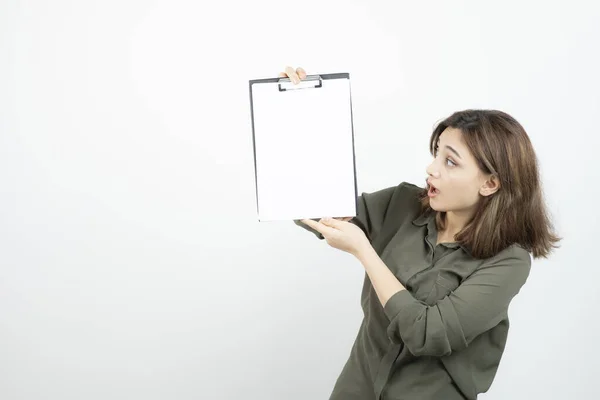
[425,127,496,216]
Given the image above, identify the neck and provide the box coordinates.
[439,210,471,241]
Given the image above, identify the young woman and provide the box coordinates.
[285,66,561,399]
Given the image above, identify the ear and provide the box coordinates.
[480,175,500,197]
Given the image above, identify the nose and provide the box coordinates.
[426,160,440,178]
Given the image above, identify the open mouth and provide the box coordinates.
[427,184,440,196]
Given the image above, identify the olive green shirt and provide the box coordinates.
[294,181,531,400]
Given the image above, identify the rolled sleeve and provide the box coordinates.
[383,247,531,357]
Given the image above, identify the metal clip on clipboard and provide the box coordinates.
[278,75,323,92]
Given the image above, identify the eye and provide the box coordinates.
[434,143,457,167]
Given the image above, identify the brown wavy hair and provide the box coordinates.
[418,109,561,260]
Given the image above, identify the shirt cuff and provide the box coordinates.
[383,289,417,321]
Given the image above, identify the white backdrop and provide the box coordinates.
[1,0,598,399]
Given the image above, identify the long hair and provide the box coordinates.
[418,109,561,259]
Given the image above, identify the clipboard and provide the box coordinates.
[249,72,358,222]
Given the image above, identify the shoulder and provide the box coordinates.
[475,243,532,285]
[378,181,425,204]
[486,243,532,267]
[399,181,426,193]
[382,181,427,221]
[358,181,422,214]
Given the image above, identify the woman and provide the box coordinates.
[285,66,561,399]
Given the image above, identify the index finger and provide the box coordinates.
[301,219,335,236]
[296,67,307,80]
[334,217,353,222]
[284,66,300,83]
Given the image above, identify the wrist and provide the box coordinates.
[355,241,375,262]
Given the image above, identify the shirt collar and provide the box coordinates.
[412,209,470,253]
[411,208,433,227]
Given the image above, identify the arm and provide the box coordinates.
[294,185,398,241]
[357,245,532,357]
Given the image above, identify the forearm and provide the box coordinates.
[356,244,406,308]
[357,244,460,356]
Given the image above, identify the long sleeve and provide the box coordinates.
[383,245,532,357]
[293,184,398,242]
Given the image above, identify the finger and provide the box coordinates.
[296,67,307,80]
[279,69,299,84]
[301,218,322,231]
[334,217,353,222]
[284,66,300,84]
[320,217,343,229]
[302,218,336,236]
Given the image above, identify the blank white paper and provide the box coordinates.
[250,75,357,221]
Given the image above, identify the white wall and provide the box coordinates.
[1,0,598,399]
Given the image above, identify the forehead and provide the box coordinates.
[437,127,464,145]
[437,127,477,165]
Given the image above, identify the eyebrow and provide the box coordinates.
[436,141,462,159]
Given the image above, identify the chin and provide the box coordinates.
[431,206,445,212]
[429,198,448,212]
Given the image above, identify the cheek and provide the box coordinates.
[457,183,480,205]
[444,180,479,206]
